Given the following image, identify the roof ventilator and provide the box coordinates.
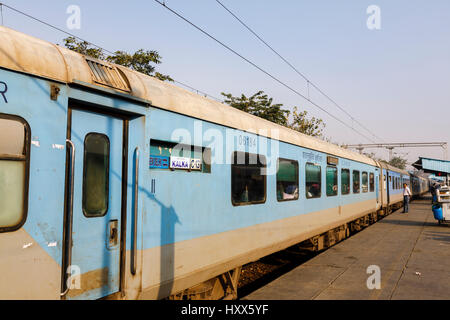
[85,57,131,92]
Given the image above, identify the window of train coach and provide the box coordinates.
[341,169,350,195]
[306,163,321,199]
[353,170,360,193]
[362,172,368,193]
[83,133,110,217]
[0,116,30,232]
[326,166,338,196]
[277,159,299,201]
[370,173,375,192]
[150,140,211,173]
[231,152,266,206]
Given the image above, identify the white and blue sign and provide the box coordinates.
[150,155,170,169]
[170,156,191,170]
[190,158,202,171]
[169,157,203,171]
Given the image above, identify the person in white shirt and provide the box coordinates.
[403,183,412,213]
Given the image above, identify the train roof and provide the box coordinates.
[0,26,379,166]
[378,162,409,175]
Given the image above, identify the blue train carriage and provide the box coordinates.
[410,174,430,198]
[0,26,150,300]
[0,26,391,300]
[379,162,409,214]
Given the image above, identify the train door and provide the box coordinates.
[63,108,124,300]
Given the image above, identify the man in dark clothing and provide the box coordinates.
[430,183,436,204]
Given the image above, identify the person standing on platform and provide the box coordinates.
[430,183,436,204]
[403,183,412,213]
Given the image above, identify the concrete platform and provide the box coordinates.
[244,196,450,300]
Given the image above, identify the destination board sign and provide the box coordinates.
[190,158,202,171]
[170,156,191,170]
[150,155,170,169]
[327,156,339,166]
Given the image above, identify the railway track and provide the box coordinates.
[237,245,317,299]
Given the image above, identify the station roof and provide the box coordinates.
[412,157,450,175]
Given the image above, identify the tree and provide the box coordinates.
[62,37,173,81]
[221,91,325,137]
[221,91,289,126]
[389,156,408,170]
[288,107,325,138]
[63,36,105,59]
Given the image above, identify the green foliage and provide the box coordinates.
[389,156,408,170]
[288,107,325,138]
[221,91,325,137]
[62,37,173,81]
[63,36,105,60]
[221,91,289,126]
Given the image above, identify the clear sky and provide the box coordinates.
[2,0,449,169]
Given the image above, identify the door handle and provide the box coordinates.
[61,139,76,298]
[131,147,139,275]
[108,220,119,248]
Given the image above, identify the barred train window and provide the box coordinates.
[341,169,350,195]
[353,170,360,194]
[277,158,299,202]
[326,166,338,197]
[231,152,266,206]
[306,163,321,199]
[83,133,110,217]
[362,172,368,193]
[370,173,375,192]
[0,116,30,232]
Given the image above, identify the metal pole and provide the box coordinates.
[387,147,394,162]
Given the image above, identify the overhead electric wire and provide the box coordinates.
[153,0,376,143]
[0,2,116,56]
[0,2,218,102]
[215,0,383,143]
[1,1,377,143]
[173,79,222,101]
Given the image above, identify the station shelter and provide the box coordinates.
[412,157,450,185]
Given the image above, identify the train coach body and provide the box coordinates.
[0,27,426,300]
[411,174,430,197]
[379,163,410,212]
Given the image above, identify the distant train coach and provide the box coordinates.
[0,26,429,300]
